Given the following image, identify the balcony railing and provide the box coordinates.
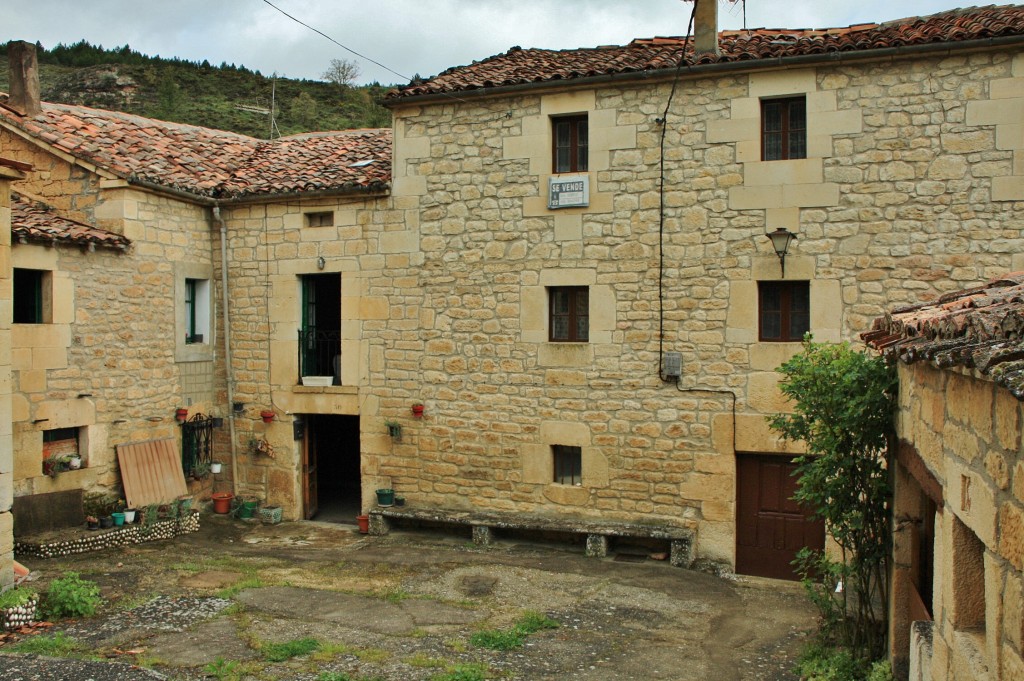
[298,328,341,384]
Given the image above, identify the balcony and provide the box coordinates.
[298,328,341,385]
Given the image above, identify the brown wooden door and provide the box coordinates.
[735,453,825,580]
[303,419,318,519]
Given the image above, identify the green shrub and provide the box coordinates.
[204,657,241,681]
[430,663,489,681]
[42,572,102,619]
[262,637,320,662]
[867,659,894,681]
[0,585,36,609]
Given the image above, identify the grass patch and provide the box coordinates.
[470,611,559,651]
[7,632,89,657]
[216,576,264,599]
[310,641,354,662]
[406,653,447,668]
[430,663,490,681]
[354,647,390,663]
[204,657,241,681]
[262,637,321,662]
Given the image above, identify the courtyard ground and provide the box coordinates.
[0,514,817,680]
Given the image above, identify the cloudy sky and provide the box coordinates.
[4,0,970,85]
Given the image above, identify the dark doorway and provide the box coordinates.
[304,414,361,523]
[735,453,826,580]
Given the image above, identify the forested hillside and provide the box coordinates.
[0,40,394,137]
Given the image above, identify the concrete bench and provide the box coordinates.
[367,506,695,568]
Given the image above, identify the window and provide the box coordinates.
[549,286,589,342]
[306,211,334,227]
[552,115,588,173]
[13,268,50,323]
[553,445,582,486]
[42,427,81,474]
[762,97,806,161]
[759,281,809,342]
[184,278,209,344]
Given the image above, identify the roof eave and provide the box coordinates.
[385,33,1024,107]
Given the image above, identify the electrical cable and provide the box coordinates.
[656,0,698,379]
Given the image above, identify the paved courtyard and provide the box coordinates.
[1,514,817,680]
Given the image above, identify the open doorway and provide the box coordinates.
[303,414,360,523]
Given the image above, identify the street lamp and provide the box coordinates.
[766,228,797,278]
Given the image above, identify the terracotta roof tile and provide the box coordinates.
[12,193,131,250]
[0,102,391,199]
[389,5,1024,99]
[864,272,1024,398]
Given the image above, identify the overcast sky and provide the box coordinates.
[4,0,971,85]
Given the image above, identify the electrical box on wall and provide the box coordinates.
[662,352,682,380]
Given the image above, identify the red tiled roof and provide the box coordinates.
[389,5,1024,99]
[12,193,131,250]
[0,101,391,200]
[863,273,1024,398]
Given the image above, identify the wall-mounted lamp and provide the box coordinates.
[317,255,326,270]
[766,228,797,278]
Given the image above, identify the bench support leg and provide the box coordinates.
[368,513,390,536]
[670,538,694,568]
[585,534,609,558]
[472,525,493,546]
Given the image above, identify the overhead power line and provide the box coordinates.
[260,0,411,83]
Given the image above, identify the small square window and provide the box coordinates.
[553,445,582,486]
[552,115,588,173]
[549,286,589,342]
[759,281,809,342]
[761,97,806,161]
[13,268,51,324]
[306,211,334,227]
[42,427,81,474]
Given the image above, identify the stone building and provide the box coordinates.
[373,4,1024,577]
[865,274,1024,681]
[3,4,1024,585]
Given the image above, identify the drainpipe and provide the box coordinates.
[212,206,239,495]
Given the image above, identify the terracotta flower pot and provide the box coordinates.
[411,404,424,418]
[212,492,234,514]
[260,410,275,423]
[356,515,370,534]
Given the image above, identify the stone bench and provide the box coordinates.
[367,506,695,568]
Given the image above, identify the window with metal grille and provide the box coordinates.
[306,211,334,227]
[549,286,589,342]
[761,97,806,161]
[552,115,588,173]
[553,445,582,486]
[181,414,213,477]
[759,281,810,342]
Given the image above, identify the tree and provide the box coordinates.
[769,338,896,663]
[321,58,360,88]
[287,92,318,130]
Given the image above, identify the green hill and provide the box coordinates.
[0,40,393,137]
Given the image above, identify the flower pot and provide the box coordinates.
[87,519,99,531]
[99,515,114,529]
[238,500,258,519]
[375,488,394,506]
[260,410,275,423]
[212,492,234,514]
[111,512,125,527]
[411,404,424,418]
[394,496,406,507]
[210,461,223,474]
[123,509,137,524]
[68,456,82,470]
[356,515,370,534]
[176,407,189,423]
[260,506,283,524]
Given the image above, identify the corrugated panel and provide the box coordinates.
[116,439,188,509]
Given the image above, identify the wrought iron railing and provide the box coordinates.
[181,413,214,477]
[298,328,341,383]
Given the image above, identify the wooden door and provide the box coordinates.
[303,418,318,519]
[735,453,825,580]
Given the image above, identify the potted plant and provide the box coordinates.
[99,515,114,529]
[210,461,223,474]
[85,515,99,531]
[385,420,402,439]
[68,455,82,470]
[376,488,395,506]
[411,403,424,418]
[191,461,211,480]
[0,586,38,632]
[123,508,137,524]
[249,438,275,458]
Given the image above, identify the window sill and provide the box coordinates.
[292,385,358,395]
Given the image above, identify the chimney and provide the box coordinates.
[7,40,42,117]
[693,0,721,57]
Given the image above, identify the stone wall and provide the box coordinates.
[382,49,1024,564]
[2,132,224,511]
[893,362,1023,681]
[0,163,25,590]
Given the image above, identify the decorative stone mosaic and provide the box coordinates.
[14,512,200,559]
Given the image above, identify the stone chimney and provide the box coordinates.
[7,41,42,117]
[693,0,721,57]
